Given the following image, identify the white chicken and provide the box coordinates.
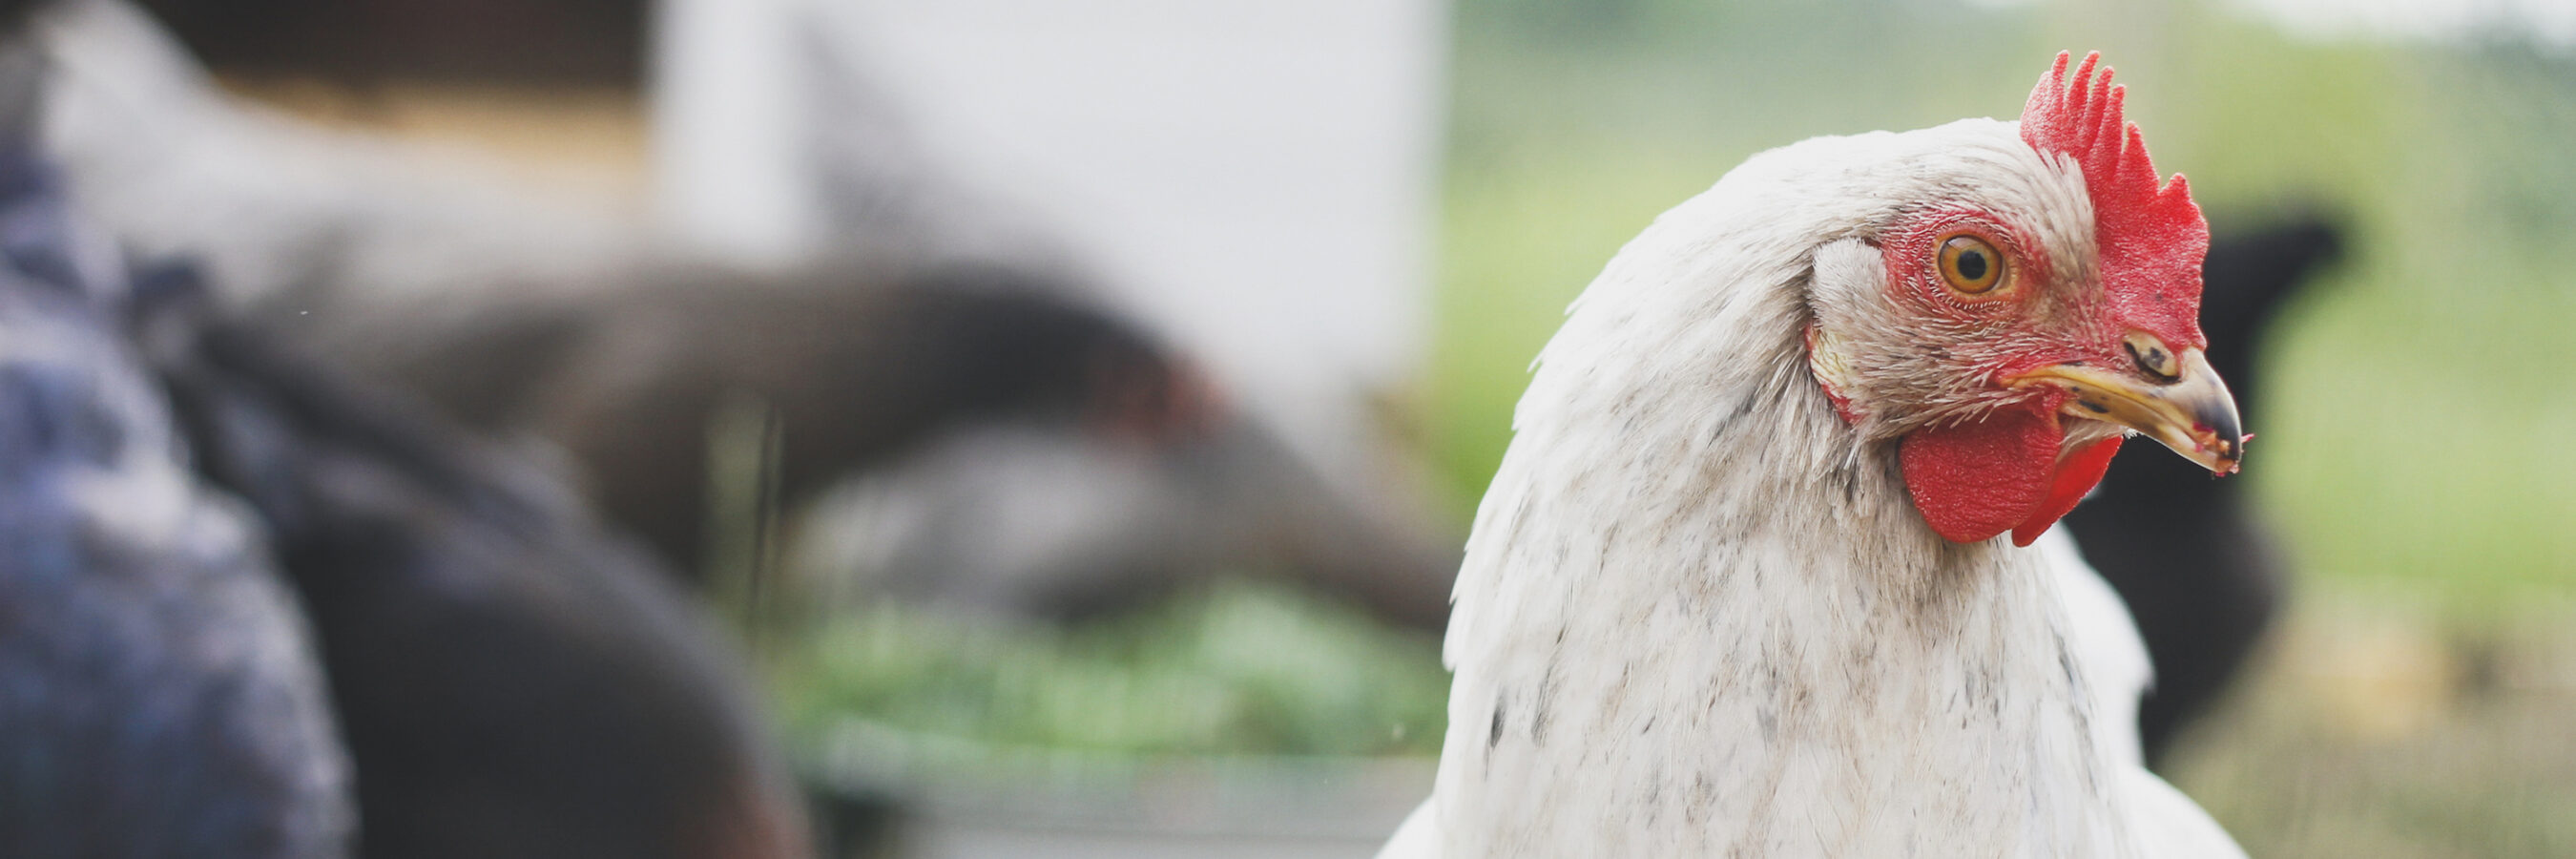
[1383,52,2249,858]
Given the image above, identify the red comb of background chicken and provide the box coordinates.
[2020,51,2211,351]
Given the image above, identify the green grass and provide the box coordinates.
[772,583,1449,759]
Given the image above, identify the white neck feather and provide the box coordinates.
[1430,130,2135,858]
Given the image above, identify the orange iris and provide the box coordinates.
[1936,235,2005,296]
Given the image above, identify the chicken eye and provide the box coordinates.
[1936,235,2005,295]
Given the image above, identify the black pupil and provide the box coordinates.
[1956,250,1989,282]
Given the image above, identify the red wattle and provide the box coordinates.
[1899,400,2064,544]
[2011,435,2125,547]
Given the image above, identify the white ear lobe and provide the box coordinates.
[1805,238,1890,338]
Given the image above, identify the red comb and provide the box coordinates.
[2019,52,2210,349]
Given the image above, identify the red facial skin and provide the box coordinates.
[2020,434,2124,546]
[1900,397,2073,546]
[1877,211,2125,547]
[1873,52,2212,547]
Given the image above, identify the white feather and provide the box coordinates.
[2034,527,2153,771]
[1381,119,2243,858]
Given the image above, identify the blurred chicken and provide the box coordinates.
[282,255,1464,634]
[282,257,1214,580]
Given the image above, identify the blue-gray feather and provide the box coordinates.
[0,141,353,859]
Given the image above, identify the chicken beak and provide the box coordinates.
[2005,347,2244,475]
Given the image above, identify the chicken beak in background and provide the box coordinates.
[2008,345,2245,476]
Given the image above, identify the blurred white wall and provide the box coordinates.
[654,0,816,264]
[654,0,1450,483]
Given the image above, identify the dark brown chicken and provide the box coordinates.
[280,259,1210,580]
